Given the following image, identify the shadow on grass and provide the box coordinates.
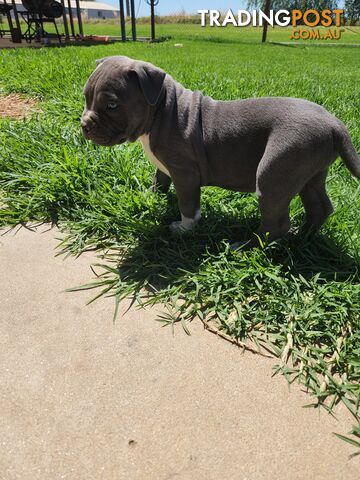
[110,205,259,293]
[104,197,360,299]
[269,232,360,282]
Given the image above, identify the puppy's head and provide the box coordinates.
[81,56,166,146]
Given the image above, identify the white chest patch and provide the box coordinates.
[139,134,170,177]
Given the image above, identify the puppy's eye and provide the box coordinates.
[107,102,118,111]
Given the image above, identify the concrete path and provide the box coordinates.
[0,226,358,480]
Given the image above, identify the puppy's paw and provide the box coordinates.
[169,220,193,234]
[169,210,201,235]
[170,220,184,234]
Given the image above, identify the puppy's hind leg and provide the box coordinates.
[231,195,291,251]
[299,169,333,232]
[233,148,294,249]
[256,195,291,245]
[151,168,172,193]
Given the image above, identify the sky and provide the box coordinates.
[105,1,248,17]
[105,0,345,17]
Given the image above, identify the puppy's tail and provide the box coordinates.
[333,121,360,179]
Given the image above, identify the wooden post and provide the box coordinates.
[130,0,136,41]
[262,0,271,43]
[60,0,70,40]
[119,0,126,41]
[2,0,20,43]
[67,0,75,37]
[10,0,21,35]
[150,0,155,41]
[75,0,83,36]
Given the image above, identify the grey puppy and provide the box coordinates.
[81,55,359,248]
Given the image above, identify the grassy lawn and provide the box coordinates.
[90,22,360,44]
[0,24,359,445]
[38,20,360,44]
[20,17,360,44]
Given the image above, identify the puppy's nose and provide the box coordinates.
[81,111,96,134]
[81,119,90,134]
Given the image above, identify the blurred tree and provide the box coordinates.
[247,0,346,42]
[247,1,339,9]
[344,0,360,25]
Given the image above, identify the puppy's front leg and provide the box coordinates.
[170,174,201,233]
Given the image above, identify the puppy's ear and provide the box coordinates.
[95,58,106,67]
[130,63,166,106]
[95,55,130,67]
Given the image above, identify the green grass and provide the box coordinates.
[41,20,360,44]
[94,23,360,45]
[0,24,359,448]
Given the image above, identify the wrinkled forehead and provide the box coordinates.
[83,62,129,99]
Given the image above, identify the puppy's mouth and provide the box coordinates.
[83,130,127,147]
[92,135,127,147]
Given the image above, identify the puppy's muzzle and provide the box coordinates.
[81,111,97,137]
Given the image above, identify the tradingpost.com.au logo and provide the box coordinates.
[198,9,345,40]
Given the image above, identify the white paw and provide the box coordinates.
[169,210,201,234]
[170,220,189,234]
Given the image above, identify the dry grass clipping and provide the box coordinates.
[0,94,40,119]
